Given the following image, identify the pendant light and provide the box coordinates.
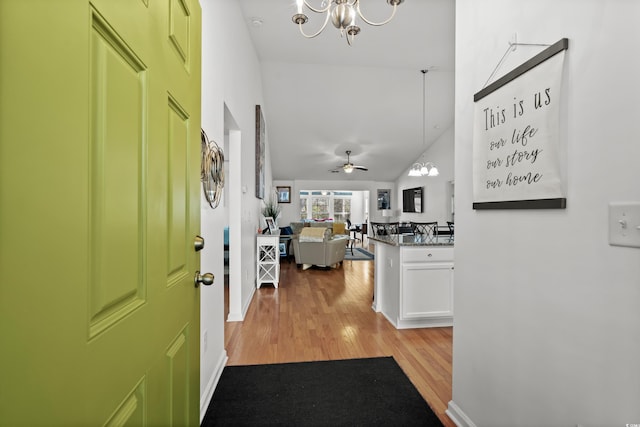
[408,69,439,177]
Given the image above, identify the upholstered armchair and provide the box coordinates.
[292,227,347,269]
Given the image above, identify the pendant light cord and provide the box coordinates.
[421,69,428,146]
[408,69,439,177]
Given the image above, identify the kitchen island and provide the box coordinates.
[370,234,454,329]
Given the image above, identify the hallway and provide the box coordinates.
[224,257,454,426]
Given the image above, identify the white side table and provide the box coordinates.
[256,232,280,288]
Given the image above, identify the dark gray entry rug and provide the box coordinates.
[201,356,443,426]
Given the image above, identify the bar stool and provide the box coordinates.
[410,221,438,240]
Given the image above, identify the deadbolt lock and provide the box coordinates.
[194,235,205,252]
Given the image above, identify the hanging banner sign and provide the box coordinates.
[473,38,568,209]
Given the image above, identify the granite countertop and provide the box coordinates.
[369,234,454,247]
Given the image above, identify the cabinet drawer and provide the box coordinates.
[402,247,453,263]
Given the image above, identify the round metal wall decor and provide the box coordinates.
[201,129,224,209]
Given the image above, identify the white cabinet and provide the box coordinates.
[373,243,453,329]
[399,247,453,327]
[256,233,280,288]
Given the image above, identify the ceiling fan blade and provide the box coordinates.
[354,165,368,171]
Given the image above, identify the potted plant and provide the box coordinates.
[261,193,281,225]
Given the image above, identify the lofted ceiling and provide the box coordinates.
[237,0,455,182]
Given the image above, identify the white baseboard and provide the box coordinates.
[226,285,256,322]
[371,301,380,312]
[446,400,477,427]
[380,311,453,329]
[396,316,453,329]
[199,350,228,423]
[241,286,255,318]
[381,310,397,327]
[226,311,243,322]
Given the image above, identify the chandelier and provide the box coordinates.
[292,0,404,46]
[408,69,439,177]
[408,161,439,177]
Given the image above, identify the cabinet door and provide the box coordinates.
[401,263,454,319]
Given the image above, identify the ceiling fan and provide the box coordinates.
[330,150,368,174]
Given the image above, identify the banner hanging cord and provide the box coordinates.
[482,42,551,89]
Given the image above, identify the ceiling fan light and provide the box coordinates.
[343,164,354,173]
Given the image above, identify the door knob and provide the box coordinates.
[194,235,205,252]
[194,271,214,288]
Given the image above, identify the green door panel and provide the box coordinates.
[0,0,202,425]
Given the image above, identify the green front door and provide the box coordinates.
[0,0,202,425]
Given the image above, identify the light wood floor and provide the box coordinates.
[224,246,455,427]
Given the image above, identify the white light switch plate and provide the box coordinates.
[609,202,640,248]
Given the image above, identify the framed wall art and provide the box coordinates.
[472,38,568,209]
[255,105,265,200]
[277,186,291,203]
[377,189,391,210]
[200,129,224,209]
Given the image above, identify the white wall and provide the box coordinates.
[396,126,454,224]
[278,179,395,225]
[199,0,273,418]
[450,1,640,426]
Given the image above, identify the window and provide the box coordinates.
[300,192,308,220]
[299,190,353,221]
[311,195,330,220]
[333,193,351,223]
